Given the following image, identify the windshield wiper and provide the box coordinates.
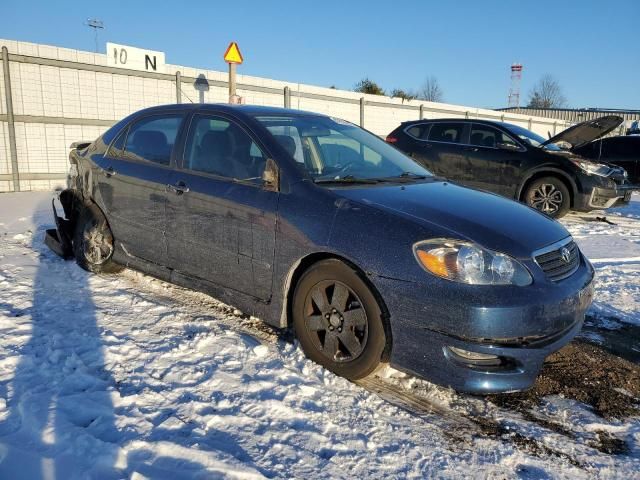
[398,171,428,179]
[313,175,380,185]
[368,172,430,183]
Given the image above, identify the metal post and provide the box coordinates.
[2,46,19,192]
[228,63,236,101]
[359,97,365,127]
[528,118,532,130]
[419,104,424,120]
[175,71,181,104]
[553,121,557,135]
[283,86,290,108]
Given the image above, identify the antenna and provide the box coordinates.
[508,63,523,108]
[85,18,104,53]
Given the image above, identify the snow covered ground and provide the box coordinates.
[0,191,639,479]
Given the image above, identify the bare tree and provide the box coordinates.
[527,75,567,108]
[417,76,443,102]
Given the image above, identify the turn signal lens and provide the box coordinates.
[414,239,532,286]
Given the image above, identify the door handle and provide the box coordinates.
[463,147,479,152]
[101,166,117,177]
[166,181,190,195]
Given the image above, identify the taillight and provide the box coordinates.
[385,135,398,143]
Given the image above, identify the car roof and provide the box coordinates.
[134,103,324,118]
[402,118,508,127]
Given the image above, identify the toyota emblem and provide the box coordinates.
[561,247,571,264]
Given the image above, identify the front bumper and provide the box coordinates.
[575,180,639,211]
[373,260,595,394]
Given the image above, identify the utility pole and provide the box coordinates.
[86,19,104,53]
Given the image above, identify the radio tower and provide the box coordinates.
[508,63,523,108]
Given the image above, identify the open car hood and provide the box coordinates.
[541,115,623,150]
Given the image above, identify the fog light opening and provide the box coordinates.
[447,346,503,367]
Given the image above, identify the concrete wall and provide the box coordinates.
[0,38,571,193]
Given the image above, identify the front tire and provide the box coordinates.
[524,176,570,218]
[73,203,122,274]
[292,259,387,380]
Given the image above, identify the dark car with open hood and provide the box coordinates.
[46,104,594,394]
[387,115,637,218]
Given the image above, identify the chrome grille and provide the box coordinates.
[535,240,580,282]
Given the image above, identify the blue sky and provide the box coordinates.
[2,0,639,109]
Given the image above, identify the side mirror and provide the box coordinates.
[262,158,279,190]
[496,142,521,152]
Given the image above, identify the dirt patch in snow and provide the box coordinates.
[491,340,640,421]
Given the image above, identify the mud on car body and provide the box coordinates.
[47,104,594,394]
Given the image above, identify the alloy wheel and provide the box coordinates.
[530,183,564,214]
[303,280,368,363]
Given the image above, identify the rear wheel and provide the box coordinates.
[524,176,570,218]
[292,259,387,380]
[73,203,122,274]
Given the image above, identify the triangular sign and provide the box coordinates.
[223,42,243,64]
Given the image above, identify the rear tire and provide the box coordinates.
[292,259,387,380]
[524,176,570,218]
[73,203,122,274]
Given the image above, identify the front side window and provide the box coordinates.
[503,123,561,151]
[428,123,464,144]
[254,115,431,182]
[124,115,183,165]
[470,125,519,148]
[184,115,266,181]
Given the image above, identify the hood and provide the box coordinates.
[542,115,623,149]
[336,180,570,259]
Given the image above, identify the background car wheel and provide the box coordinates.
[73,203,122,274]
[292,259,387,380]
[524,177,570,218]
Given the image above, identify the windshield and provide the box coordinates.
[254,115,432,182]
[502,123,562,151]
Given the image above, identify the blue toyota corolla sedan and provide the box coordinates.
[47,104,594,394]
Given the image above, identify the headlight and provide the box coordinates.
[570,159,612,177]
[413,239,532,286]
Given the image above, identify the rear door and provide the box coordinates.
[94,113,185,264]
[423,122,468,179]
[465,123,524,196]
[165,113,278,301]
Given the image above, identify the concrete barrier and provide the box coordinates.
[0,38,570,192]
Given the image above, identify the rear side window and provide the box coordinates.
[405,124,429,140]
[124,115,183,165]
[107,127,128,157]
[470,124,518,148]
[428,123,464,143]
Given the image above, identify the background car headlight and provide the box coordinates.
[570,159,613,177]
[414,239,532,286]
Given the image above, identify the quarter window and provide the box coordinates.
[428,123,464,143]
[124,115,183,165]
[184,116,267,181]
[406,124,429,140]
[470,125,518,149]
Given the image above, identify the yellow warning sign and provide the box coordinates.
[223,42,243,64]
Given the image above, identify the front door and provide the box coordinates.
[165,113,278,301]
[464,123,524,196]
[94,113,184,264]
